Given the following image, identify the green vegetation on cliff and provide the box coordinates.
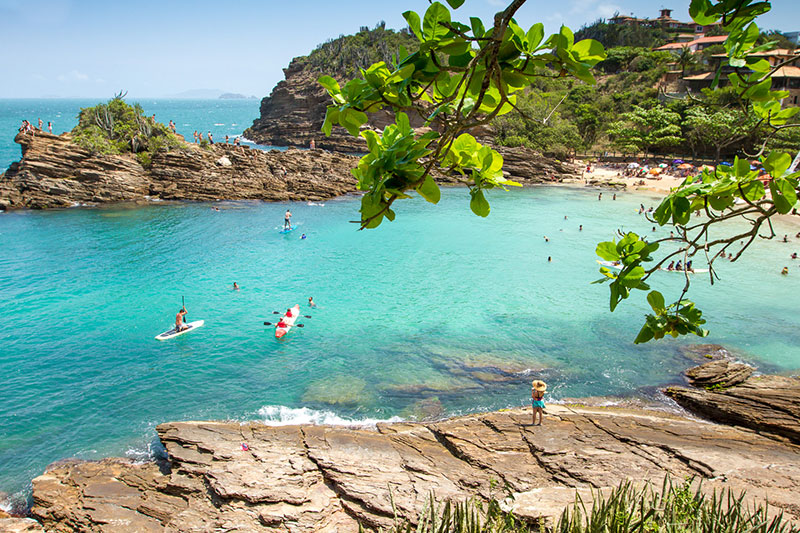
[298,22,419,79]
[72,93,183,167]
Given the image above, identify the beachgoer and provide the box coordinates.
[686,260,694,273]
[284,209,292,229]
[612,193,616,200]
[225,135,229,144]
[782,267,789,275]
[531,380,547,425]
[301,233,307,240]
[47,121,52,133]
[670,231,674,239]
[796,232,800,239]
[233,282,239,291]
[208,132,214,144]
[783,235,788,243]
[276,319,287,328]
[564,215,568,220]
[176,307,188,332]
[547,256,552,262]
[598,192,602,200]
[308,297,316,308]
[579,225,583,231]
[676,260,683,271]
[234,136,240,146]
[285,308,293,318]
[652,226,656,232]
[310,139,316,149]
[792,253,798,260]
[38,118,43,130]
[544,236,549,242]
[193,131,198,143]
[667,261,675,271]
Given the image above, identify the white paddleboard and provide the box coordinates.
[155,320,205,341]
[597,260,709,274]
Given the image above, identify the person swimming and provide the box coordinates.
[308,296,316,308]
[233,282,239,291]
[301,234,307,240]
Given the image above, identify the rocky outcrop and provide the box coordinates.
[0,131,359,210]
[29,405,800,531]
[665,361,800,444]
[0,132,580,210]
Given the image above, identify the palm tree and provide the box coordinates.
[673,45,698,76]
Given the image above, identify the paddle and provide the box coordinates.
[272,311,312,318]
[182,296,186,323]
[263,322,304,327]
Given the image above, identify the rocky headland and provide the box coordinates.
[0,132,578,210]
[0,131,359,210]
[3,357,797,532]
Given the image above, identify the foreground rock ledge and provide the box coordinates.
[30,405,800,532]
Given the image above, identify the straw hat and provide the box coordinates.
[531,380,547,392]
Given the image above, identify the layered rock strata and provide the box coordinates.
[0,132,359,210]
[665,360,800,444]
[29,405,800,532]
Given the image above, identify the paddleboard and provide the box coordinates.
[275,305,300,339]
[279,226,296,234]
[155,320,204,341]
[596,260,708,274]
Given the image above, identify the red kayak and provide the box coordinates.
[275,305,300,339]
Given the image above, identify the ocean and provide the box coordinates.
[1,100,799,509]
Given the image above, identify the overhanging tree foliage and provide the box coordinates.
[320,0,800,343]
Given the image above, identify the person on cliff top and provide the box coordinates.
[193,131,198,143]
[208,132,214,144]
[531,380,547,426]
[38,118,43,130]
[176,306,188,332]
[47,121,52,133]
[284,209,292,230]
[233,136,240,146]
[225,135,229,144]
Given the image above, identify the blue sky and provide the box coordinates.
[0,0,797,98]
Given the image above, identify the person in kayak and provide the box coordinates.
[285,308,294,318]
[284,209,292,229]
[176,307,188,332]
[276,318,288,328]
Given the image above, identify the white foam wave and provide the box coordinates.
[257,405,402,427]
[213,123,225,126]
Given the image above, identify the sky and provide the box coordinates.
[0,0,797,99]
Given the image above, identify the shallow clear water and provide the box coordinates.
[1,186,799,504]
[0,98,270,170]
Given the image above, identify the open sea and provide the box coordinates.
[1,100,800,509]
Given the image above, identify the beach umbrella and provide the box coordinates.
[720,161,733,166]
[673,159,684,164]
[649,167,662,175]
[678,163,694,169]
[700,165,715,171]
[627,162,640,168]
[658,163,668,168]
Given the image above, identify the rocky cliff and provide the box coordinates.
[0,131,359,210]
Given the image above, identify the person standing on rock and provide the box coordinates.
[531,380,547,426]
[38,118,43,130]
[47,121,52,133]
[310,139,316,149]
[284,209,292,230]
[208,132,214,144]
[225,135,229,144]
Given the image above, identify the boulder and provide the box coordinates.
[684,359,754,388]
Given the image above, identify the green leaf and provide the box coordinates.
[525,23,544,52]
[422,2,451,41]
[634,323,655,344]
[572,39,606,64]
[444,0,464,8]
[646,291,665,312]
[596,241,620,261]
[770,178,798,214]
[317,75,340,94]
[469,17,485,39]
[469,188,490,217]
[403,10,424,41]
[689,0,717,25]
[417,174,441,204]
[762,151,792,178]
[321,107,338,136]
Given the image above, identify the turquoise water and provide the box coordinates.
[1,186,799,507]
[0,98,267,170]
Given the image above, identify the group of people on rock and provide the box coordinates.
[191,130,240,146]
[19,118,53,135]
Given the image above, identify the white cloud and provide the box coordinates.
[57,70,89,82]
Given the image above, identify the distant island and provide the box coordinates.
[219,92,257,99]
